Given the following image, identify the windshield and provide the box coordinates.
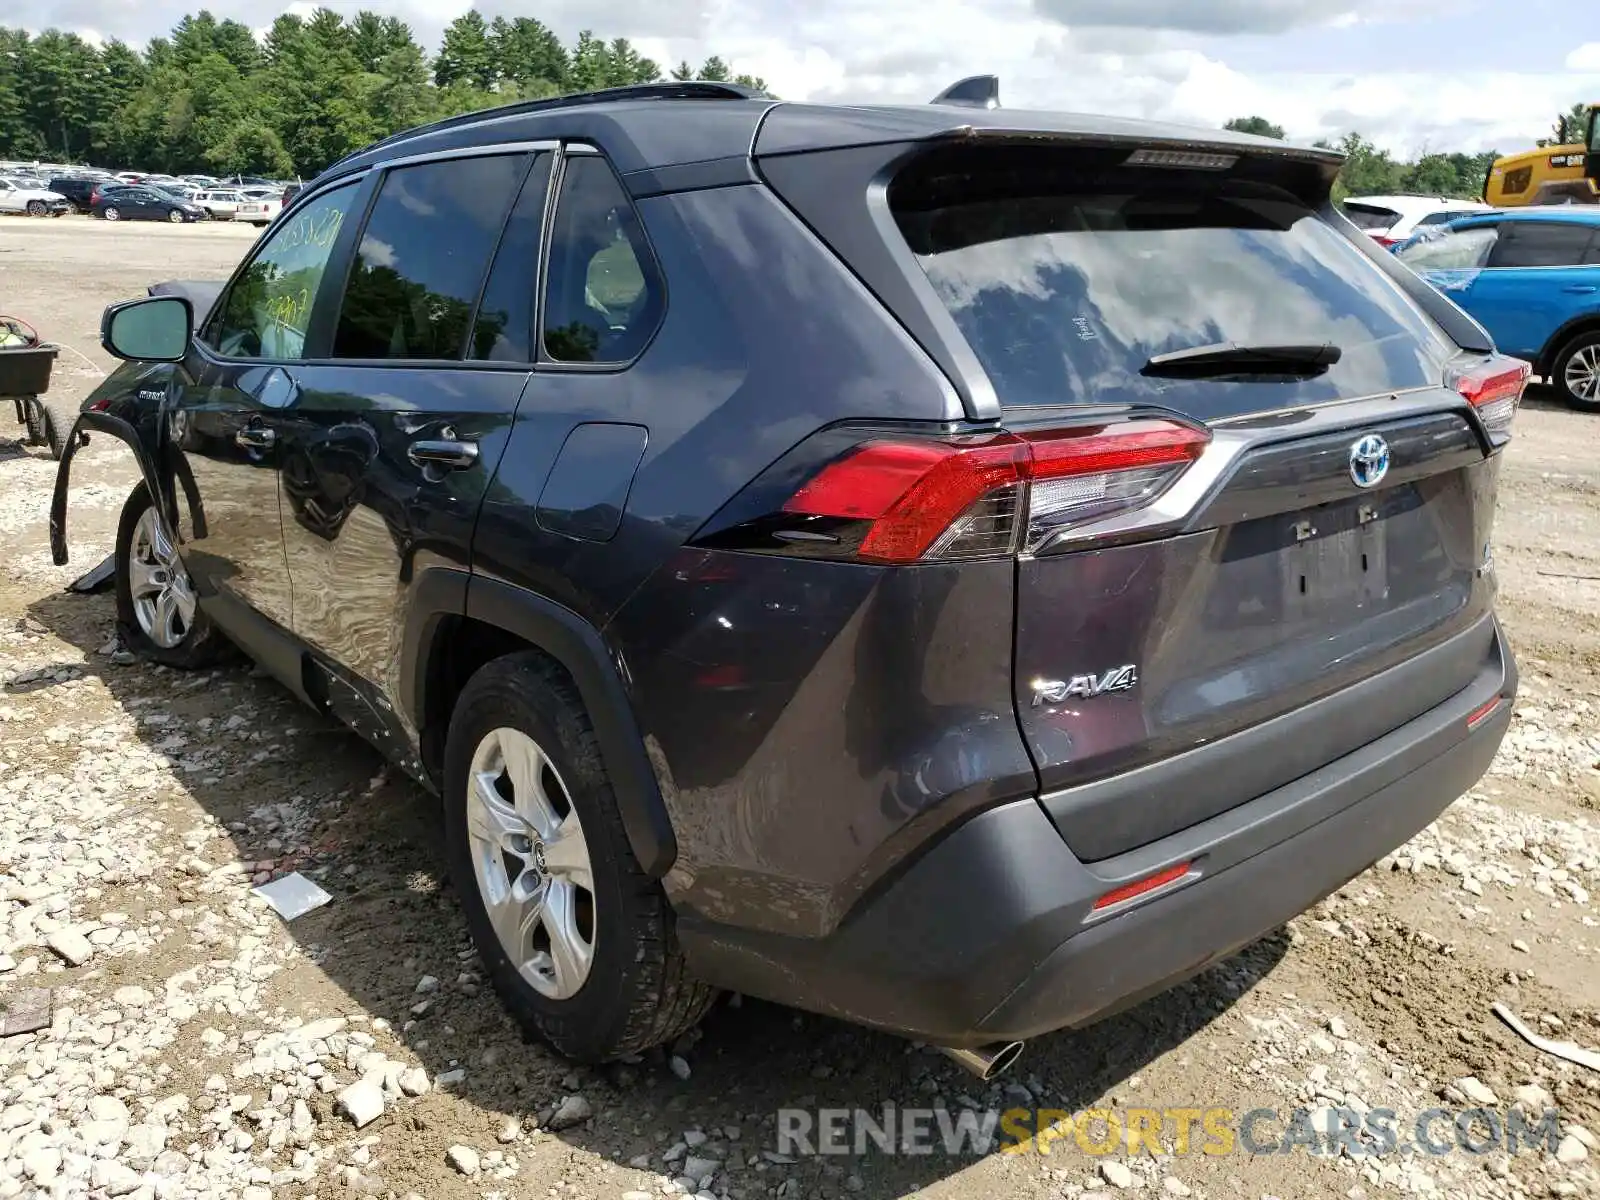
[1394,225,1500,270]
[890,146,1455,418]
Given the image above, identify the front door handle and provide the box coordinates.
[235,426,276,450]
[407,439,479,470]
[1562,285,1598,294]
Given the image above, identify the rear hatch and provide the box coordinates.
[786,136,1517,861]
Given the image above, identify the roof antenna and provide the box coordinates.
[930,75,1000,109]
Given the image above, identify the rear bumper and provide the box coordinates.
[679,615,1516,1045]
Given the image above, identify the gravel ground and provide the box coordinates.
[0,215,1597,1200]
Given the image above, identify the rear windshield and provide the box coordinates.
[1342,202,1401,231]
[891,148,1455,416]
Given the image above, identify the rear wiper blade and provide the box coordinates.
[1141,341,1343,379]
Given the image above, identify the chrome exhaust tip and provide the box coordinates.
[936,1040,1025,1081]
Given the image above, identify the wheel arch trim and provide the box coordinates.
[405,572,677,879]
[1539,314,1600,375]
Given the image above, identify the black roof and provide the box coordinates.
[317,81,1341,187]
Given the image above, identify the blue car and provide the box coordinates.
[1394,207,1600,409]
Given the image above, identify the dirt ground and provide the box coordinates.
[0,214,1596,1200]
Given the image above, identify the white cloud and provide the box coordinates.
[1568,43,1600,71]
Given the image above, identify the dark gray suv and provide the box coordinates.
[53,79,1523,1079]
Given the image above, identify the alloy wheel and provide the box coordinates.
[1565,343,1600,405]
[127,507,197,649]
[466,727,596,1000]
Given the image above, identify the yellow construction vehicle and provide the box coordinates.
[1483,104,1600,206]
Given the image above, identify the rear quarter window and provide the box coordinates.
[1342,203,1401,231]
[890,146,1455,418]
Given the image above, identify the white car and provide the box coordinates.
[1342,195,1495,247]
[195,190,247,220]
[0,177,69,216]
[237,194,282,227]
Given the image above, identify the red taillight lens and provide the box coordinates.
[1449,354,1530,440]
[779,418,1209,564]
[1372,234,1399,247]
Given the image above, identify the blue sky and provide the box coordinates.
[23,0,1600,157]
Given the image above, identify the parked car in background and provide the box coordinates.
[1343,194,1495,247]
[1395,207,1600,409]
[91,186,205,222]
[194,190,245,219]
[0,177,70,216]
[48,177,100,213]
[59,81,1523,1076]
[237,193,281,226]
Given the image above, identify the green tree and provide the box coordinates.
[1332,131,1403,199]
[349,12,415,73]
[17,30,106,159]
[206,120,293,176]
[435,11,495,90]
[1224,115,1285,139]
[491,16,567,92]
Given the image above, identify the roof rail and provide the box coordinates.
[322,81,773,178]
[930,75,1000,109]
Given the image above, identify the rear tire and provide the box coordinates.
[443,652,716,1062]
[103,207,120,221]
[1552,330,1600,411]
[114,484,230,669]
[25,200,45,217]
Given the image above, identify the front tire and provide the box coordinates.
[25,200,45,217]
[102,207,120,221]
[114,484,229,668]
[1553,330,1600,411]
[443,653,716,1062]
[167,208,184,224]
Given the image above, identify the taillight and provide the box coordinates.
[725,417,1209,564]
[1449,354,1530,442]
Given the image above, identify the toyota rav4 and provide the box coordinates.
[50,78,1523,1079]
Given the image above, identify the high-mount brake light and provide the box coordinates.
[1449,354,1530,441]
[779,418,1210,564]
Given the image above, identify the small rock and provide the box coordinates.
[336,1079,386,1129]
[1100,1161,1134,1189]
[415,975,439,994]
[1163,1180,1192,1198]
[435,1067,466,1088]
[112,986,153,1008]
[1512,1083,1554,1112]
[89,1160,141,1196]
[1327,1017,1349,1039]
[447,1145,481,1176]
[683,1155,719,1184]
[1556,1135,1588,1165]
[44,928,93,966]
[669,1055,692,1081]
[1456,1077,1499,1106]
[397,1067,430,1096]
[1512,939,1530,954]
[548,1093,593,1130]
[497,1115,521,1143]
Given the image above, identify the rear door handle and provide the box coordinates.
[1562,285,1598,294]
[407,439,479,470]
[235,426,276,450]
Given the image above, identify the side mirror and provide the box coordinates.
[101,295,192,363]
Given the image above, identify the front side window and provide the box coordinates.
[208,183,356,360]
[331,154,526,361]
[1490,222,1596,269]
[1395,225,1501,270]
[542,154,664,364]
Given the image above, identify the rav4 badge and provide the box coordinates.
[1031,665,1139,706]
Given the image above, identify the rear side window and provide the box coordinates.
[332,154,526,361]
[541,154,664,364]
[1489,222,1597,268]
[471,154,553,362]
[891,146,1454,416]
[1343,202,1400,232]
[1395,225,1500,270]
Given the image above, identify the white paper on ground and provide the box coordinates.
[253,872,333,921]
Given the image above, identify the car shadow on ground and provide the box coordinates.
[22,582,1291,1193]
